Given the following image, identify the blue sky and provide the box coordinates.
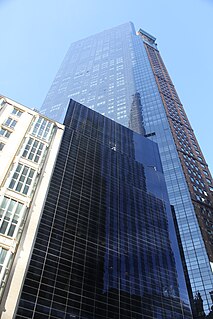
[0,0,212,173]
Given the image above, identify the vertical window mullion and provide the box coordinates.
[0,198,10,231]
[0,248,12,287]
[0,198,24,237]
[3,199,15,235]
[9,164,22,191]
[35,142,44,163]
[22,137,33,160]
[28,140,35,161]
[23,168,31,194]
[38,120,44,138]
[34,144,40,162]
[28,138,34,157]
[3,200,14,236]
[9,203,25,238]
[15,165,26,193]
[42,121,48,139]
[24,167,35,195]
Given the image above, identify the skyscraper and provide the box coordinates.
[14,100,192,318]
[40,22,213,313]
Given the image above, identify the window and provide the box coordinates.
[9,164,36,195]
[0,98,6,108]
[0,128,11,138]
[0,248,9,273]
[31,117,52,140]
[196,195,201,201]
[11,108,23,117]
[0,197,24,237]
[4,118,17,129]
[22,138,45,163]
[0,142,5,151]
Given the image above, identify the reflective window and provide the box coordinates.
[22,137,45,163]
[11,108,23,117]
[31,117,53,140]
[9,164,35,195]
[0,247,12,294]
[0,142,5,151]
[0,197,24,237]
[0,128,11,138]
[4,118,17,129]
[0,248,8,273]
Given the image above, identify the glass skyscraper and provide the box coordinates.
[40,22,213,313]
[15,100,192,318]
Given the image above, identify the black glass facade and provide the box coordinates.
[15,100,192,318]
